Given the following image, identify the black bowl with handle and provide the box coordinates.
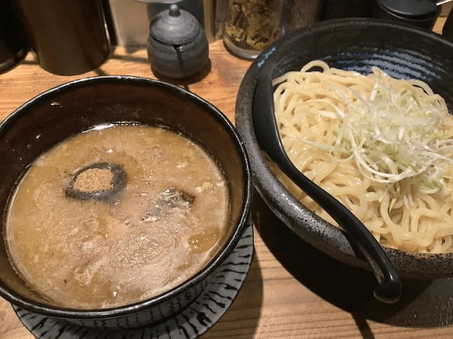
[236,18,453,279]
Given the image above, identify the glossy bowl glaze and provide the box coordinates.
[236,19,453,279]
[0,76,251,328]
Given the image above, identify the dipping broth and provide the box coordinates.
[5,125,229,309]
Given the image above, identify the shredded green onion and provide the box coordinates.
[321,67,452,194]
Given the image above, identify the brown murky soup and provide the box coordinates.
[5,125,229,309]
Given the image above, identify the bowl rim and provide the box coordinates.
[235,18,453,278]
[0,75,252,318]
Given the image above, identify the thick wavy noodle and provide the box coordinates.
[272,60,453,253]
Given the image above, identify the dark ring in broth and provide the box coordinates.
[64,162,127,202]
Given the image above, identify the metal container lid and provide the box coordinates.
[376,0,438,18]
[150,4,200,45]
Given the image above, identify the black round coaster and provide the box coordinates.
[13,222,254,339]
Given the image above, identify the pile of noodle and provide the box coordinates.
[272,60,453,253]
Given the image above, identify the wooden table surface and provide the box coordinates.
[1,20,453,339]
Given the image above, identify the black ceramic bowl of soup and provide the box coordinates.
[236,19,453,279]
[0,76,251,328]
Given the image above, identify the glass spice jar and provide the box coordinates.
[223,0,284,59]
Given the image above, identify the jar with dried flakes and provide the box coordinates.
[223,0,284,59]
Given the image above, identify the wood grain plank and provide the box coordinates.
[1,22,453,339]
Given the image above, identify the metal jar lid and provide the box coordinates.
[377,0,438,18]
